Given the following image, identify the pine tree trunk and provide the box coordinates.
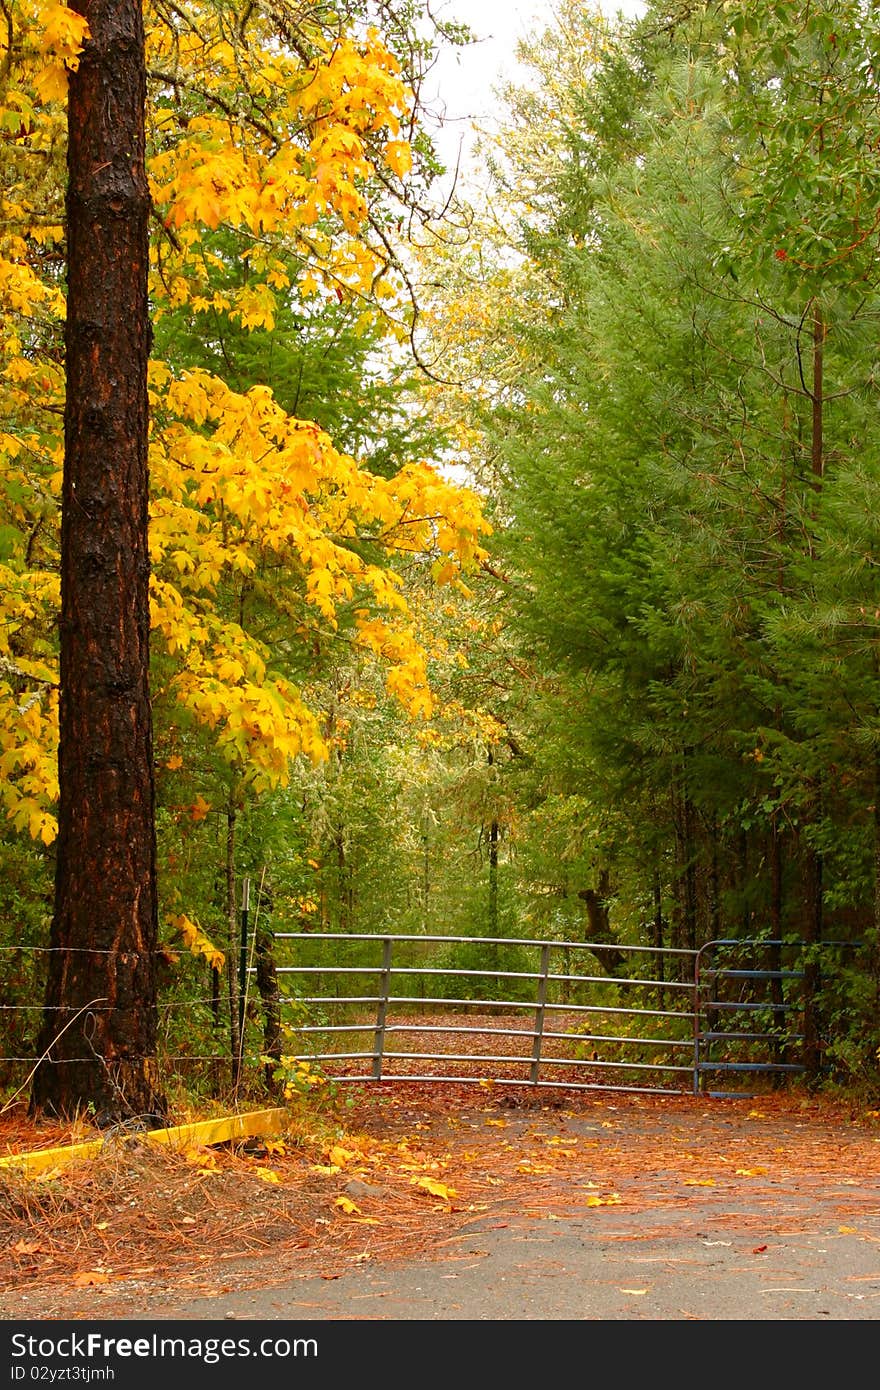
[769,822,786,1080]
[31,0,163,1121]
[802,839,823,1082]
[652,869,665,1010]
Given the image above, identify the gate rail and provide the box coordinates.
[270,932,846,1096]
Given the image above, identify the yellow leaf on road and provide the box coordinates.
[684,1179,716,1187]
[414,1176,457,1201]
[334,1195,361,1215]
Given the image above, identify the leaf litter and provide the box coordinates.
[1,1083,879,1317]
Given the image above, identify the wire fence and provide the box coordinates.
[0,933,861,1104]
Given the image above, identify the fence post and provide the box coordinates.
[692,946,702,1096]
[372,937,393,1080]
[530,944,551,1085]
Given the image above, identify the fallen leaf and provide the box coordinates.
[735,1168,767,1177]
[752,1245,768,1254]
[414,1176,457,1201]
[11,1240,41,1255]
[839,1226,858,1235]
[73,1271,109,1287]
[328,1145,354,1169]
[180,1216,197,1226]
[185,1146,218,1170]
[484,1119,507,1128]
[620,1288,648,1296]
[256,1168,280,1184]
[94,1222,109,1232]
[747,1110,767,1120]
[264,1139,287,1156]
[333,1195,361,1215]
[684,1179,716,1187]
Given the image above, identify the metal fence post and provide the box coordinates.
[372,936,393,1080]
[530,944,551,1085]
[692,946,702,1096]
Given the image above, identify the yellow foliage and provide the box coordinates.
[169,913,224,972]
[0,0,491,850]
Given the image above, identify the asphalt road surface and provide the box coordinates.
[116,1201,880,1322]
[4,1089,880,1324]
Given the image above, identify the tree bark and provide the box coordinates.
[578,869,625,974]
[487,747,499,968]
[802,838,823,1082]
[255,927,282,1096]
[31,0,163,1121]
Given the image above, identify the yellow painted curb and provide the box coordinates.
[0,1107,290,1178]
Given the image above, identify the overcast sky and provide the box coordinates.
[423,1,647,184]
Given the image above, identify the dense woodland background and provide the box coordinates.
[3,0,880,1107]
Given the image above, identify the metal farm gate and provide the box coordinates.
[266,932,840,1097]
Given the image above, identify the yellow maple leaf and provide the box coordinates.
[413,1177,457,1201]
[383,139,413,177]
[333,1195,361,1215]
